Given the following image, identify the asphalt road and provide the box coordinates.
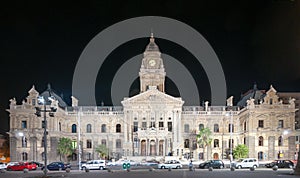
[0,168,297,178]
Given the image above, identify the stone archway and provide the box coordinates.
[150,140,156,156]
[141,140,146,156]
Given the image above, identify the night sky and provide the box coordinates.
[1,0,300,134]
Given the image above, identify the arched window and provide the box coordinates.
[258,151,263,160]
[184,139,190,148]
[214,139,219,147]
[59,122,61,131]
[116,124,121,133]
[228,124,234,132]
[258,136,264,146]
[278,136,283,146]
[199,124,204,131]
[22,152,28,161]
[184,124,190,133]
[244,122,247,131]
[214,124,219,132]
[71,124,77,133]
[86,124,92,133]
[101,124,106,133]
[22,137,27,147]
[86,139,92,148]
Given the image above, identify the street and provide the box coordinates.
[0,168,297,178]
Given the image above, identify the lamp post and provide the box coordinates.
[230,110,233,168]
[226,110,233,168]
[35,96,57,176]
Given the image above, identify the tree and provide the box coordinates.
[57,137,73,162]
[197,127,213,160]
[233,144,249,159]
[95,144,109,159]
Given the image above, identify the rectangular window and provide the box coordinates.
[150,121,155,128]
[21,121,27,129]
[229,139,234,149]
[228,124,234,132]
[168,122,172,132]
[32,99,36,106]
[72,141,77,149]
[278,120,284,128]
[101,139,106,146]
[87,140,92,148]
[159,122,164,130]
[42,121,45,129]
[133,122,138,132]
[184,124,189,133]
[258,120,264,128]
[142,122,147,130]
[116,139,121,148]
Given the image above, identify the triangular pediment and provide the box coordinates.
[121,86,184,106]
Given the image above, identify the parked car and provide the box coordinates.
[42,162,71,171]
[157,160,182,169]
[6,162,37,171]
[199,160,224,169]
[0,162,7,170]
[29,161,44,167]
[81,160,106,170]
[265,160,294,168]
[235,158,259,169]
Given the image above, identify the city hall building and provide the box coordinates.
[7,35,299,163]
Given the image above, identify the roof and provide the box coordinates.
[39,84,68,108]
[237,84,266,107]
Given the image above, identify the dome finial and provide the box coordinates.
[47,83,51,90]
[150,28,155,43]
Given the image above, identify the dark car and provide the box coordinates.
[42,162,71,171]
[199,160,224,169]
[265,160,294,168]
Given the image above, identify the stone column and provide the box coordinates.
[49,137,58,163]
[248,136,256,158]
[30,137,37,161]
[288,136,296,160]
[268,136,275,160]
[10,137,17,161]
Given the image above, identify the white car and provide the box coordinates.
[158,160,182,169]
[235,158,259,169]
[0,162,7,170]
[81,160,106,170]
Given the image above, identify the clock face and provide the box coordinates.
[149,59,156,66]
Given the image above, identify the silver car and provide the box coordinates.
[158,160,182,169]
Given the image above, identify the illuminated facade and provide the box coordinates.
[7,35,298,163]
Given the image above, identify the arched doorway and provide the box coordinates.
[213,153,219,160]
[159,140,164,156]
[141,140,146,156]
[150,140,156,156]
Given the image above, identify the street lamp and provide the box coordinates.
[226,110,233,168]
[35,96,57,176]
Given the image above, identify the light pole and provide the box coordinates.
[230,110,233,167]
[77,107,82,171]
[226,110,233,168]
[35,96,57,176]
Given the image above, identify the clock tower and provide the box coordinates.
[139,33,166,92]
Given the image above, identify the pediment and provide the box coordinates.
[121,87,184,106]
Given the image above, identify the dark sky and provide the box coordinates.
[1,0,300,134]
